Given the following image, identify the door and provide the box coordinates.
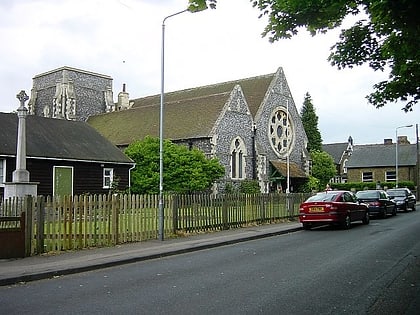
[53,166,73,196]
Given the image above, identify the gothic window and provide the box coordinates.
[343,159,348,174]
[268,107,294,157]
[43,105,50,118]
[230,137,246,179]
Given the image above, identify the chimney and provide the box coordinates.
[117,83,130,110]
[398,135,410,145]
[384,139,393,145]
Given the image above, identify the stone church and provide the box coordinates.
[27,66,309,193]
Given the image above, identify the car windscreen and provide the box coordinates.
[356,191,378,199]
[387,190,405,197]
[306,193,338,202]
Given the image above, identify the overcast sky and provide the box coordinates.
[0,0,418,144]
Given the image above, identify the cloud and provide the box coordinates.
[0,0,417,144]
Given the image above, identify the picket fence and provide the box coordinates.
[0,193,310,255]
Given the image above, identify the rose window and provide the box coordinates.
[269,109,293,156]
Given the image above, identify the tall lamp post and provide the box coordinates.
[159,5,207,241]
[285,100,290,215]
[395,124,413,188]
[286,100,290,194]
[416,124,419,201]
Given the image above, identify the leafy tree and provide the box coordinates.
[194,0,419,111]
[310,150,336,190]
[300,175,320,193]
[300,92,323,152]
[189,0,216,11]
[125,136,225,194]
[252,0,420,111]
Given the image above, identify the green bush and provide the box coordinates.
[330,181,415,192]
[239,179,261,194]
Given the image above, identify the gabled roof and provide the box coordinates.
[88,92,231,145]
[0,113,134,165]
[88,72,275,146]
[322,142,349,164]
[346,144,416,168]
[270,161,308,178]
[131,73,274,117]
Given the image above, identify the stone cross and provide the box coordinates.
[17,90,29,110]
[12,90,30,182]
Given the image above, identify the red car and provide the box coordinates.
[299,190,370,230]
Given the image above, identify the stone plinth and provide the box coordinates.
[3,182,38,199]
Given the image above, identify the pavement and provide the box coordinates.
[0,221,302,286]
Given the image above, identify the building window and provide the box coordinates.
[342,159,348,174]
[362,172,373,182]
[0,159,5,186]
[230,137,246,179]
[386,171,396,182]
[103,168,114,189]
[268,106,294,157]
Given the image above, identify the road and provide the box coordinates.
[1,207,419,314]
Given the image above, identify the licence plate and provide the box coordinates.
[309,207,324,213]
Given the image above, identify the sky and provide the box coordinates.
[0,0,418,145]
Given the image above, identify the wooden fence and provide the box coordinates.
[0,193,310,256]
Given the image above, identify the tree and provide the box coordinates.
[254,0,420,111]
[300,92,323,152]
[194,0,419,111]
[189,0,216,11]
[125,136,225,194]
[301,175,320,193]
[310,150,337,190]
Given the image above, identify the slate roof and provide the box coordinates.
[0,112,134,164]
[322,142,349,164]
[88,73,274,146]
[346,144,416,168]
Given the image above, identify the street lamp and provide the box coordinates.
[159,5,207,241]
[395,124,413,188]
[286,99,290,194]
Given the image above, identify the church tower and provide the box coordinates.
[28,66,115,121]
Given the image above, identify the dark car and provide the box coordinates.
[355,190,397,218]
[386,188,416,211]
[299,190,370,230]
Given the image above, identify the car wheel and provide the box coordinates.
[381,208,387,219]
[392,206,397,216]
[302,223,311,230]
[404,202,409,212]
[342,214,351,229]
[362,211,370,225]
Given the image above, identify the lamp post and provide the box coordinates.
[286,99,290,194]
[159,5,207,241]
[416,124,419,201]
[285,99,290,215]
[395,124,413,188]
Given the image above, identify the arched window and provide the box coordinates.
[230,137,246,179]
[343,159,348,174]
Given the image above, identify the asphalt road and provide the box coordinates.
[1,208,419,315]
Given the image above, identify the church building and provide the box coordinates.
[27,66,310,193]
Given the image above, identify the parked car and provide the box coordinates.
[386,188,416,212]
[355,190,397,218]
[299,190,370,230]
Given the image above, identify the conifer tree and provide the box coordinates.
[300,92,322,152]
